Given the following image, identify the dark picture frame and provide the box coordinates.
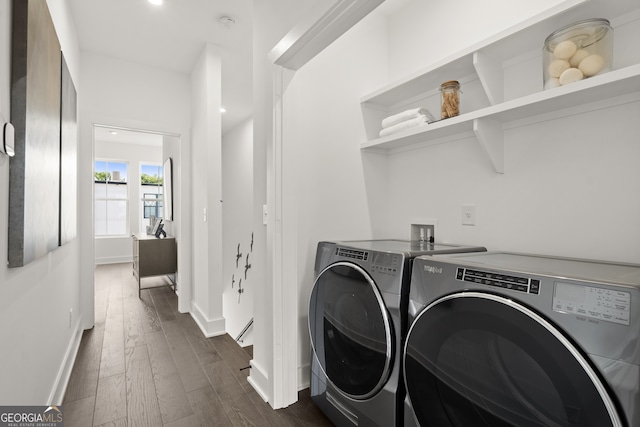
[163,157,173,221]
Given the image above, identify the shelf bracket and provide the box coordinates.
[473,118,504,174]
[473,51,504,105]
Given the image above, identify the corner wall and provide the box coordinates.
[281,7,390,390]
[222,118,254,346]
[250,0,322,406]
[189,44,225,336]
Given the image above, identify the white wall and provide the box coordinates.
[250,0,322,405]
[222,118,254,346]
[386,0,562,81]
[282,7,390,390]
[79,51,192,316]
[382,0,640,263]
[162,133,190,313]
[189,45,225,335]
[282,0,640,392]
[0,0,82,405]
[94,140,162,264]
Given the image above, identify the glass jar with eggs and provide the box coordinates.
[543,18,613,90]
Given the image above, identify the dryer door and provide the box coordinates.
[309,262,393,400]
[404,292,623,427]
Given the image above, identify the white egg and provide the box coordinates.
[569,49,590,67]
[559,67,584,85]
[548,59,570,78]
[553,40,578,60]
[579,54,605,77]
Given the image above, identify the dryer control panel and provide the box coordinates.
[335,247,401,276]
[370,252,401,276]
[336,247,369,261]
[456,267,540,294]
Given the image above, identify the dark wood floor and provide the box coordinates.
[63,263,334,426]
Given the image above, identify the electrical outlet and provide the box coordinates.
[462,205,476,226]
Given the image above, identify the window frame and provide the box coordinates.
[94,159,130,237]
[140,162,164,233]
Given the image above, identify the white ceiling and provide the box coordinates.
[68,0,253,134]
[94,126,164,146]
[68,0,412,143]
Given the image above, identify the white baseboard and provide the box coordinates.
[95,256,132,265]
[247,359,270,403]
[298,362,310,391]
[48,317,84,405]
[190,302,226,338]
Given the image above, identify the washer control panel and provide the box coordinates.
[553,281,631,326]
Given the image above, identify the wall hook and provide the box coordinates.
[236,243,242,268]
[244,253,251,279]
[237,278,244,303]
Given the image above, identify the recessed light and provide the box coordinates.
[220,107,227,113]
[148,0,163,5]
[110,131,118,135]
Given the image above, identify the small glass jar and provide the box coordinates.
[440,80,461,119]
[543,18,613,90]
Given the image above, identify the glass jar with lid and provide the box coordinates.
[543,18,613,90]
[440,80,461,119]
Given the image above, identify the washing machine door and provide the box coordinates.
[309,261,393,400]
[404,292,624,427]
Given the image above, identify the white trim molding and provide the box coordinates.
[261,0,383,409]
[269,0,384,70]
[49,317,84,405]
[190,302,226,338]
[247,359,270,403]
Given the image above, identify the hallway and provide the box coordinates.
[63,263,332,426]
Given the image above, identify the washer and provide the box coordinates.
[309,240,487,427]
[404,252,640,427]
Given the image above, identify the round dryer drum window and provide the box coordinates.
[309,262,393,400]
[404,292,623,427]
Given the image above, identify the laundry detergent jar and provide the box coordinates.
[543,18,612,90]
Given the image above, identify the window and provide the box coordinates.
[95,160,129,236]
[141,163,163,232]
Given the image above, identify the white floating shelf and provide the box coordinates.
[359,0,640,174]
[361,64,640,172]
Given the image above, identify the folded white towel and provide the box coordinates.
[381,108,433,129]
[379,115,430,138]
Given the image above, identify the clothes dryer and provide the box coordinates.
[404,252,640,427]
[309,240,486,427]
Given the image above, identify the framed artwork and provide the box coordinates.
[9,0,62,267]
[60,52,78,246]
